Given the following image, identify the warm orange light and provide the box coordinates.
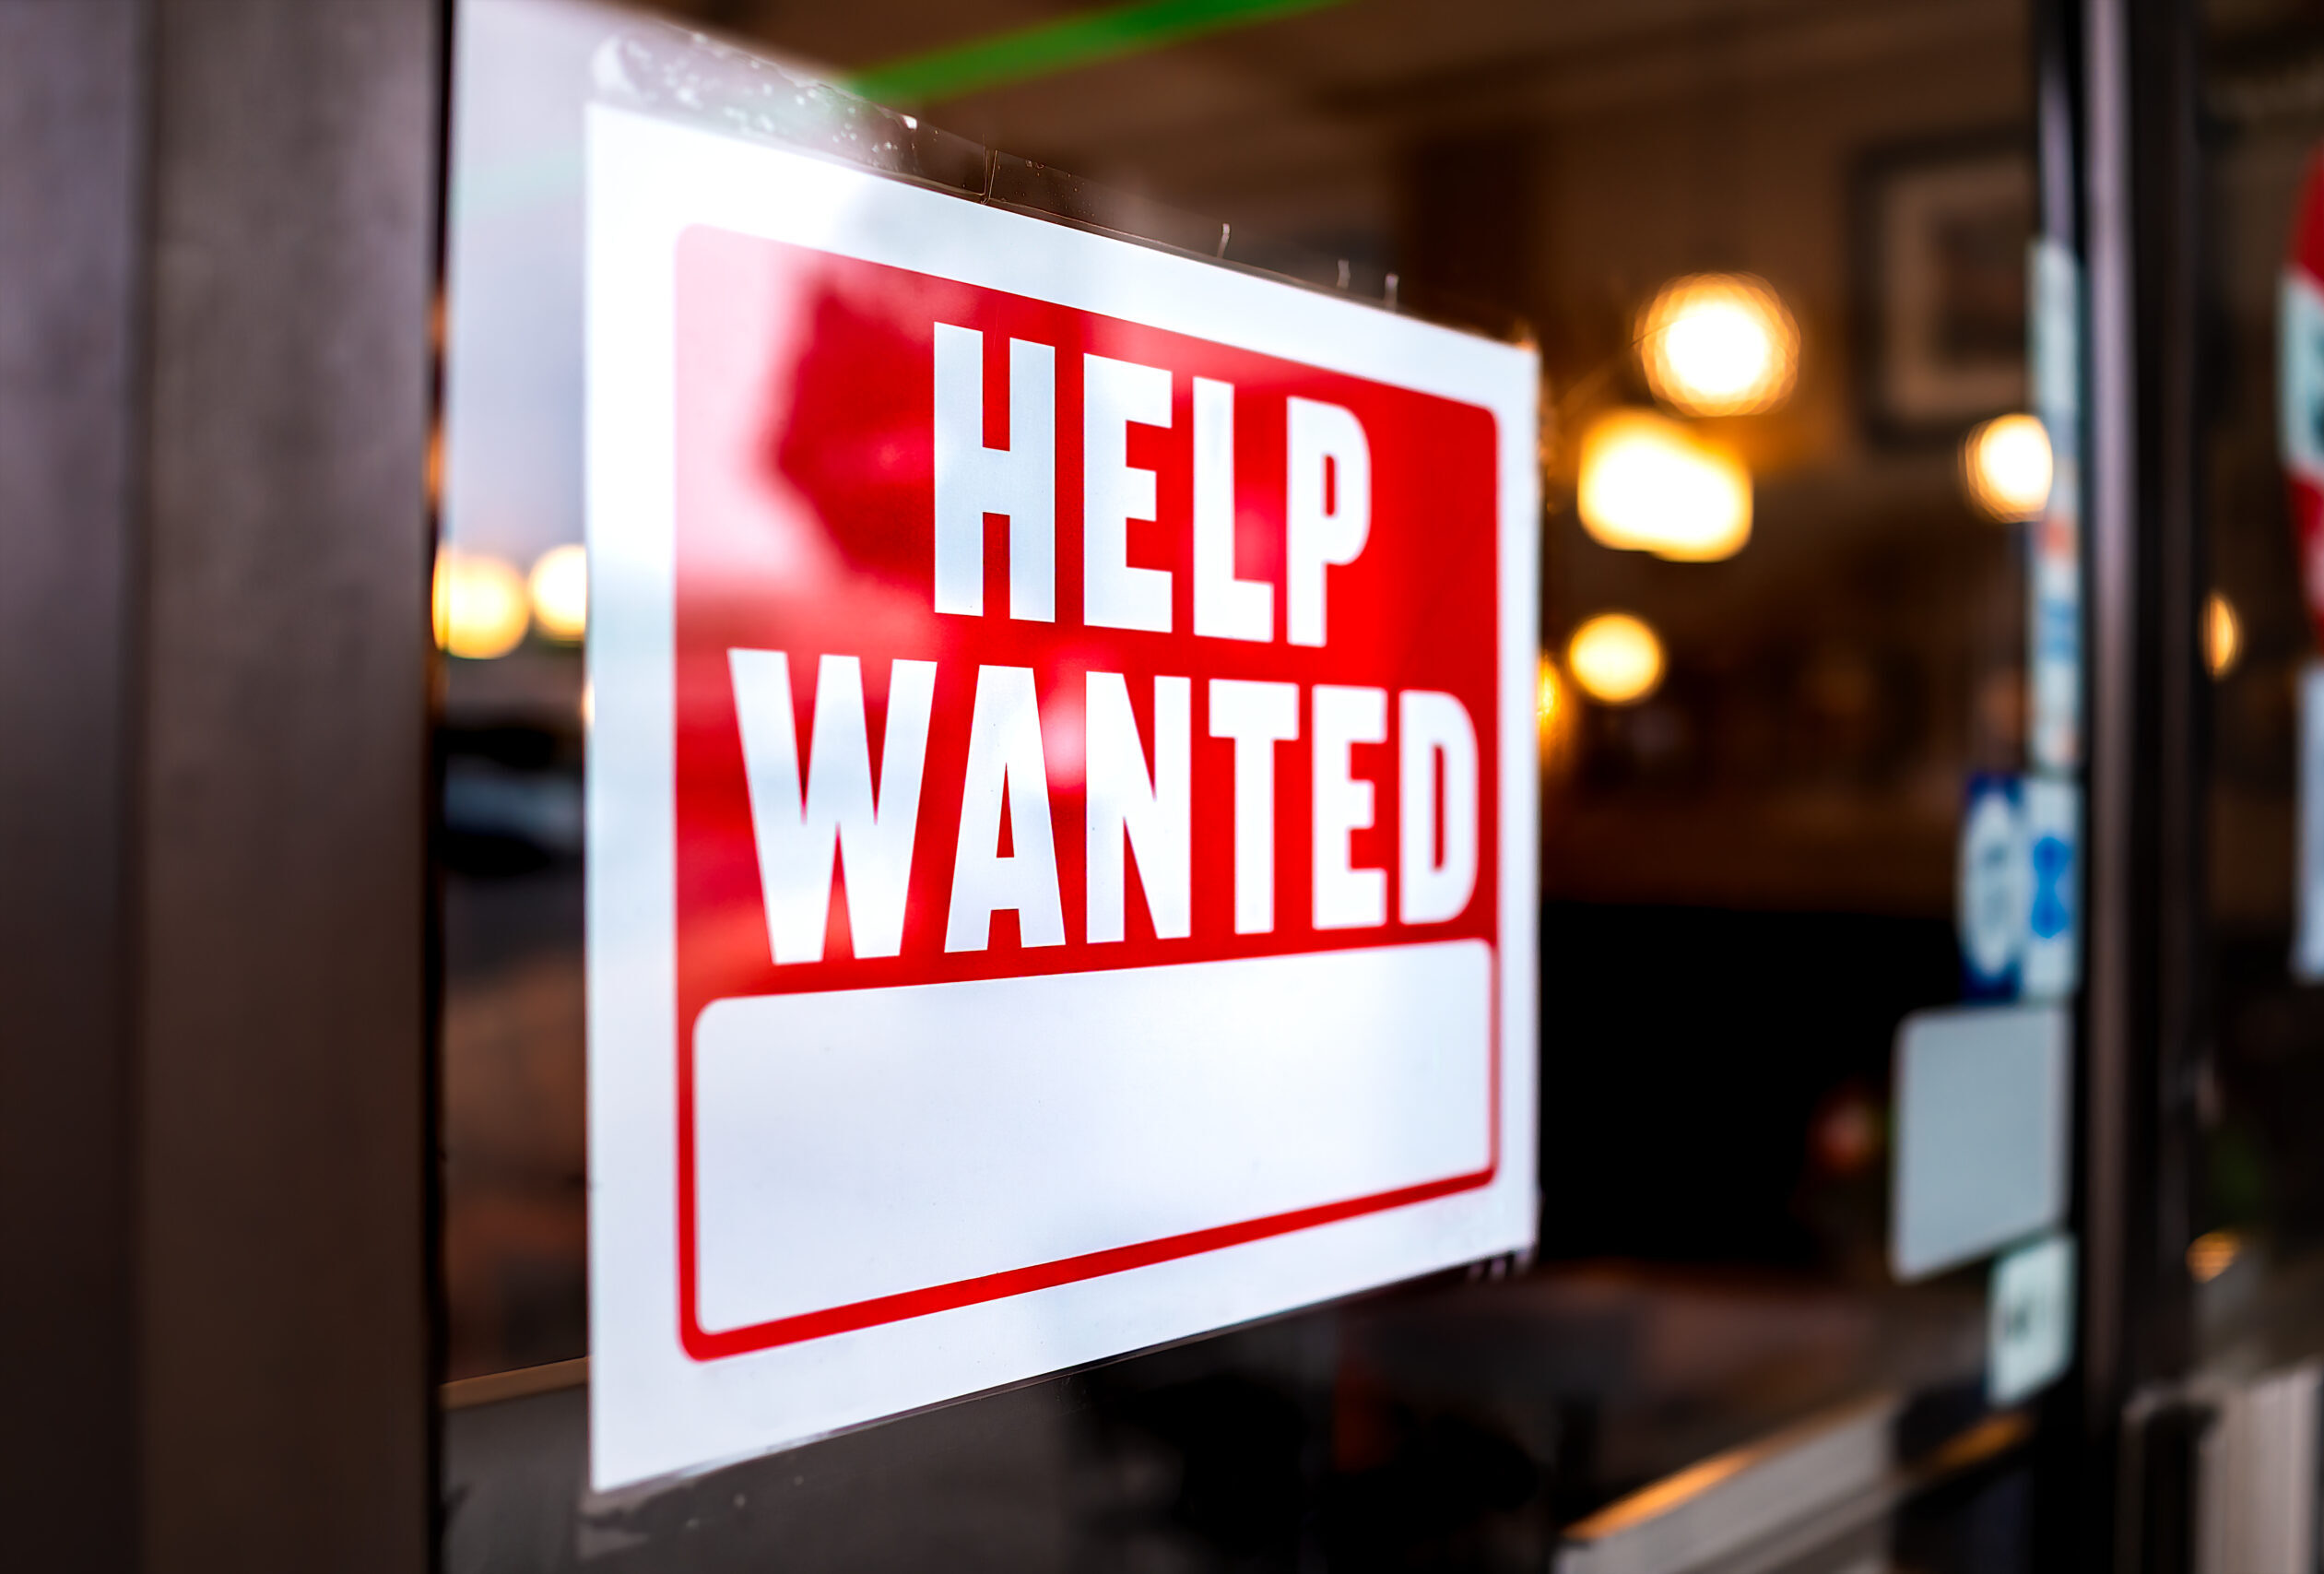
[1567,613,1665,705]
[529,543,588,643]
[2205,591,2242,678]
[1576,409,1752,562]
[1637,273,1799,417]
[433,548,528,659]
[1536,655,1583,777]
[2188,1228,2242,1284]
[1962,414,2053,522]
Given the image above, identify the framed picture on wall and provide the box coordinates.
[1856,136,2035,441]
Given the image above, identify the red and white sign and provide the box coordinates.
[586,107,1539,1488]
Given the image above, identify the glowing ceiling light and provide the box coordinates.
[1576,408,1752,562]
[1566,612,1666,705]
[529,542,589,643]
[1961,413,2053,522]
[1637,272,1799,417]
[432,547,528,660]
[2206,591,2242,678]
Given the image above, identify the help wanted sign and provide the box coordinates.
[585,106,1539,1488]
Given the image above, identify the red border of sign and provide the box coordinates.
[674,953,1501,1361]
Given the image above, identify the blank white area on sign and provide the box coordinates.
[694,940,1492,1335]
[1890,1003,2069,1282]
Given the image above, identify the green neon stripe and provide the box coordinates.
[850,0,1342,107]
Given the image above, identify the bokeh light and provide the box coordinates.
[1960,413,2053,522]
[433,547,528,660]
[1811,1088,1882,1178]
[1566,612,1666,705]
[2188,1228,2243,1284]
[2205,591,2242,678]
[529,542,588,643]
[1536,655,1583,778]
[1577,408,1752,562]
[1537,656,1563,732]
[1637,272,1799,417]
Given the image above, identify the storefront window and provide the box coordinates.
[438,2,2069,1567]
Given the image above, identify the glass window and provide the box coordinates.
[2193,0,2324,1409]
[438,2,2069,1568]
